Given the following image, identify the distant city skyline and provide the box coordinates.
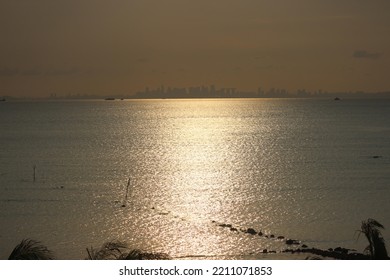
[1,1,390,97]
[33,84,389,100]
[132,84,390,99]
[4,82,390,100]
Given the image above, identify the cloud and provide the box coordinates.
[254,64,273,71]
[135,58,149,63]
[0,67,81,77]
[45,67,80,76]
[21,69,43,76]
[353,50,382,59]
[0,67,19,76]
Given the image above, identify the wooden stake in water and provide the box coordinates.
[33,165,36,183]
[121,177,131,207]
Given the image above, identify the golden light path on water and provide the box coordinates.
[117,99,282,258]
[166,108,233,256]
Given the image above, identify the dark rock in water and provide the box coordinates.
[262,249,268,253]
[219,223,232,228]
[230,227,238,232]
[301,244,308,248]
[328,248,334,252]
[291,247,369,260]
[258,231,263,236]
[283,249,294,253]
[246,228,257,235]
[211,220,216,223]
[277,236,284,240]
[286,239,300,245]
[334,247,349,254]
[373,155,382,159]
[270,234,275,238]
[269,250,276,253]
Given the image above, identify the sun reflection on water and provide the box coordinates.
[132,100,280,257]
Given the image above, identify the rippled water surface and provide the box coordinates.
[0,99,389,259]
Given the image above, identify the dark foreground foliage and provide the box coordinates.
[8,239,54,260]
[359,218,388,260]
[85,241,170,260]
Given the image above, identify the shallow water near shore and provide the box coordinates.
[0,98,389,259]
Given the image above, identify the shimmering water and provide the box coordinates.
[0,98,389,259]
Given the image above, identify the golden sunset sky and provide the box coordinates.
[1,0,390,97]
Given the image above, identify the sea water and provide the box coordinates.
[0,98,389,259]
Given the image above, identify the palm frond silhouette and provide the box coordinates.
[8,239,54,260]
[85,241,170,260]
[359,218,388,259]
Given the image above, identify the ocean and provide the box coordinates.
[0,98,389,259]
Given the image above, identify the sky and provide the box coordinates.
[1,0,390,97]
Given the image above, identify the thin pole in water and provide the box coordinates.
[33,165,36,183]
[121,177,131,207]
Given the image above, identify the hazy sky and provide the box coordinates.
[1,0,390,97]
